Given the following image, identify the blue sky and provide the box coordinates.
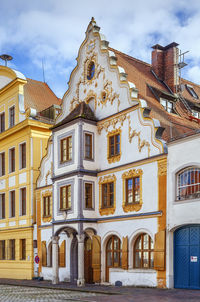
[1,0,200,98]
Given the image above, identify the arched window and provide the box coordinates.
[106,235,121,281]
[177,167,200,200]
[134,233,153,269]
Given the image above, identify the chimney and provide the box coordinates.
[152,42,179,93]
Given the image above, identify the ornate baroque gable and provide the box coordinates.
[56,18,167,155]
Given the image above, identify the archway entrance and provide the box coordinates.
[84,237,93,283]
[174,225,200,289]
[106,235,121,282]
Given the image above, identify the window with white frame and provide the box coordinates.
[192,110,200,119]
[0,193,5,219]
[20,188,26,216]
[9,148,15,173]
[0,152,5,176]
[19,143,26,169]
[160,98,174,113]
[177,167,200,200]
[9,106,15,128]
[10,190,15,218]
[0,112,5,133]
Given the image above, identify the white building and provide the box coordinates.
[167,131,200,289]
[36,18,200,288]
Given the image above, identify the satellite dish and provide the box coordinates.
[0,54,13,66]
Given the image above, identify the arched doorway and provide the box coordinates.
[174,225,200,289]
[106,235,121,282]
[84,237,93,283]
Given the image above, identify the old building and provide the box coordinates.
[0,65,60,279]
[167,130,200,289]
[36,18,200,288]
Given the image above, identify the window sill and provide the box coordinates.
[174,197,200,205]
[60,160,72,164]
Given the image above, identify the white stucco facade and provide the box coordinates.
[167,133,200,288]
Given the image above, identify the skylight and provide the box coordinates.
[186,85,198,99]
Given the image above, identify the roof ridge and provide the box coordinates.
[109,47,152,68]
[181,77,200,88]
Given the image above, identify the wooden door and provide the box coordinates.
[84,237,93,283]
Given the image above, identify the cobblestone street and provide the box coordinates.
[0,285,106,302]
[1,282,200,302]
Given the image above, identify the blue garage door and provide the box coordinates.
[174,225,200,289]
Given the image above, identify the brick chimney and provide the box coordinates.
[152,42,179,93]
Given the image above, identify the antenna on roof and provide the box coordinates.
[42,58,46,83]
[0,54,13,66]
[177,49,189,94]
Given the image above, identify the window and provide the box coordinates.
[109,134,120,157]
[9,148,15,173]
[60,185,71,210]
[85,133,93,160]
[0,193,5,219]
[99,175,116,216]
[186,85,198,99]
[106,236,121,281]
[192,110,200,119]
[0,240,5,260]
[122,169,143,212]
[8,239,15,260]
[60,136,72,163]
[0,112,5,133]
[102,182,114,208]
[43,196,51,217]
[160,98,174,113]
[107,129,121,163]
[87,61,95,80]
[20,239,26,260]
[134,233,153,269]
[0,152,5,176]
[9,106,15,127]
[20,188,26,216]
[126,177,140,204]
[85,183,93,209]
[20,143,26,169]
[177,167,200,200]
[10,190,15,218]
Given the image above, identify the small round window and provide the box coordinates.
[87,61,95,80]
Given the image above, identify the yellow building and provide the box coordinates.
[0,65,60,279]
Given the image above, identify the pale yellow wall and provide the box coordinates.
[0,69,53,280]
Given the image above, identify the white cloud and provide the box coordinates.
[1,0,200,97]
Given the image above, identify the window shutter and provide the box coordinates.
[59,240,66,267]
[42,241,47,266]
[122,236,128,270]
[92,235,101,283]
[154,230,165,271]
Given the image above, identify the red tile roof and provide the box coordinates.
[110,47,200,142]
[24,78,61,112]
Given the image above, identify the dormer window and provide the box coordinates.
[160,98,174,113]
[192,110,200,119]
[186,85,198,99]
